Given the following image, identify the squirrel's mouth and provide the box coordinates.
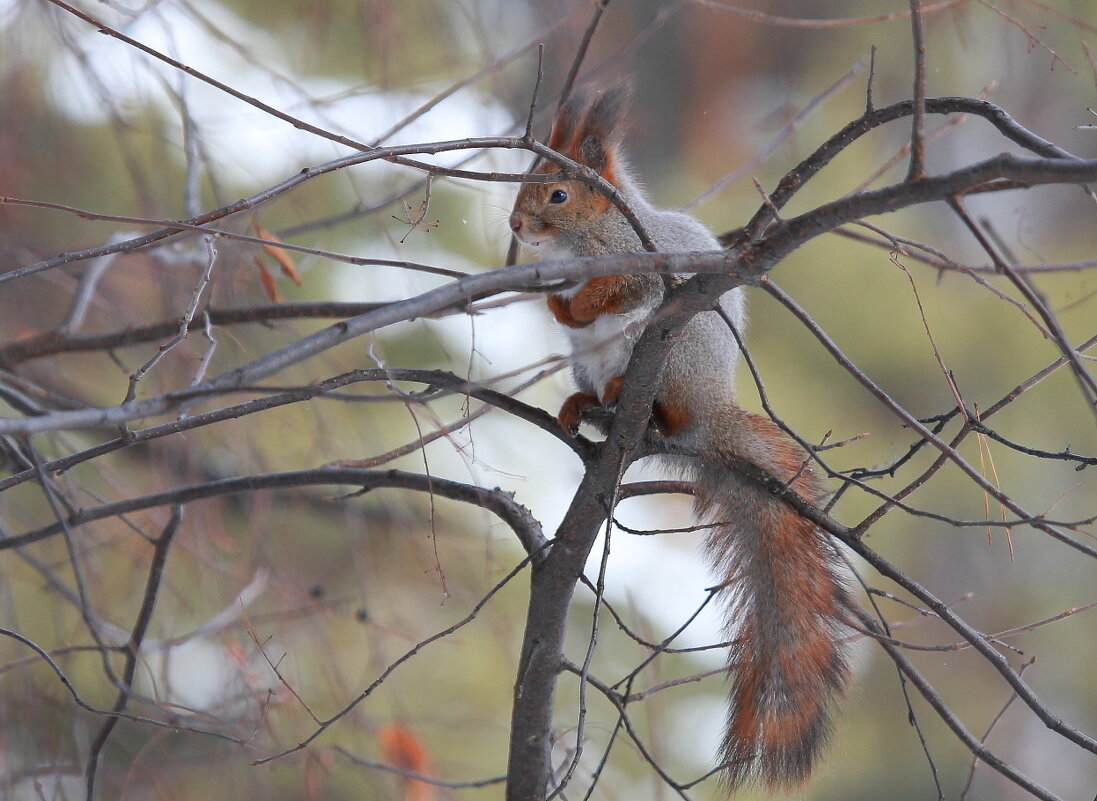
[515,233,547,249]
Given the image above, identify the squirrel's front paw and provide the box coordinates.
[600,376,625,407]
[557,392,600,435]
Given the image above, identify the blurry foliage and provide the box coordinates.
[1,1,1096,800]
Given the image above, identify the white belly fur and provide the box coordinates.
[561,296,659,398]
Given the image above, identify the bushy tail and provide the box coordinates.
[693,405,853,788]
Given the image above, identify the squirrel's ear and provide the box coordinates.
[576,85,630,175]
[546,94,583,155]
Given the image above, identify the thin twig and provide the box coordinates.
[335,746,505,789]
[253,545,546,765]
[684,56,866,211]
[907,0,928,180]
[849,608,1062,801]
[948,198,1097,416]
[122,235,219,407]
[525,44,546,140]
[84,507,183,801]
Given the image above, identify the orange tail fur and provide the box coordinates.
[694,406,852,787]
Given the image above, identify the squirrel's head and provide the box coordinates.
[509,85,631,256]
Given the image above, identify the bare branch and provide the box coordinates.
[907,0,928,181]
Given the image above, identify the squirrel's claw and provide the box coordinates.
[557,392,600,435]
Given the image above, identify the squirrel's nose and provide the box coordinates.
[508,213,522,233]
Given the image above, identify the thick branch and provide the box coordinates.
[733,96,1089,244]
[504,256,743,799]
[0,368,576,494]
[6,149,1097,437]
[2,468,548,557]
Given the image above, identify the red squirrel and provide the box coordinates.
[509,86,854,789]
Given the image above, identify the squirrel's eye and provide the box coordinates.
[549,189,568,204]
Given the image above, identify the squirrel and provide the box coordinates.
[509,85,855,790]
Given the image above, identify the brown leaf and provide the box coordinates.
[255,221,302,286]
[252,255,283,303]
[378,723,434,801]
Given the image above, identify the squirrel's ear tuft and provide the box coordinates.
[575,84,631,177]
[581,84,631,147]
[544,84,631,179]
[546,95,583,156]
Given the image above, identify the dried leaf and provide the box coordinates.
[254,221,302,286]
[252,255,283,303]
[378,723,434,801]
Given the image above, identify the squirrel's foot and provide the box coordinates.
[557,392,600,435]
[600,376,692,438]
[651,399,692,438]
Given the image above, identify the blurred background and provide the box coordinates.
[1,1,1095,799]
